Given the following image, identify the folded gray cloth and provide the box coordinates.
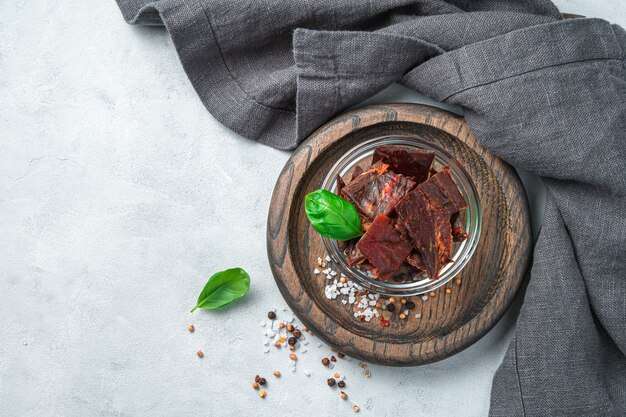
[116,1,626,415]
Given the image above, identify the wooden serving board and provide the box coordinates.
[267,104,531,366]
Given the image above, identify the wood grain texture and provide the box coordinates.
[267,104,531,366]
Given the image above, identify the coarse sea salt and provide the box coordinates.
[422,295,429,302]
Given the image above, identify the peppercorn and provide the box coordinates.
[289,353,297,360]
[429,291,436,297]
[352,405,360,412]
[289,346,295,351]
[267,311,276,320]
[340,391,348,400]
[339,277,347,283]
[400,298,407,304]
[302,326,308,331]
[337,352,345,359]
[387,303,396,312]
[322,358,330,366]
[327,378,336,387]
[279,322,285,328]
[405,301,416,310]
[292,329,302,339]
[187,325,195,332]
[389,297,396,303]
[287,337,297,346]
[399,313,406,319]
[254,375,261,383]
[445,288,452,294]
[364,370,372,378]
[275,342,281,348]
[286,324,295,332]
[196,351,203,358]
[455,277,462,286]
[330,355,337,362]
[258,377,267,386]
[359,362,367,369]
[259,390,267,398]
[338,380,346,388]
[333,373,341,378]
[274,371,281,377]
[252,382,259,390]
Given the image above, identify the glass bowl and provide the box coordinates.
[320,136,482,296]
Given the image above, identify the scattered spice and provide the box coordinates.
[274,371,281,377]
[322,358,330,366]
[279,322,286,328]
[429,291,436,297]
[327,378,336,387]
[399,313,406,319]
[338,380,346,388]
[289,353,297,360]
[258,377,267,386]
[274,342,281,348]
[387,303,396,312]
[289,346,295,351]
[187,325,195,332]
[333,373,341,379]
[292,329,302,339]
[337,352,345,359]
[259,390,267,399]
[286,324,295,332]
[341,391,348,400]
[454,277,462,285]
[330,355,337,362]
[252,382,259,390]
[196,351,203,358]
[279,337,286,343]
[267,311,276,320]
[389,297,396,303]
[352,405,360,412]
[359,362,367,369]
[400,298,407,304]
[364,370,372,378]
[288,337,297,346]
[405,301,415,309]
[445,288,452,294]
[302,326,308,331]
[380,319,390,327]
[254,375,261,383]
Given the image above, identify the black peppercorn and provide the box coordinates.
[267,311,276,320]
[292,329,302,339]
[288,337,297,346]
[337,352,345,359]
[327,378,336,387]
[405,301,415,310]
[337,380,346,388]
[387,303,396,312]
[254,375,261,383]
[258,377,267,386]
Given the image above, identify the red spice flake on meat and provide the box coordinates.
[356,214,412,280]
[373,145,435,184]
[341,161,416,221]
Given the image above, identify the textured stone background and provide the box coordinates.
[1,1,623,416]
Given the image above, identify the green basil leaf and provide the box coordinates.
[191,268,250,312]
[305,189,363,241]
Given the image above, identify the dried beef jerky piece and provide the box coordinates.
[395,189,452,279]
[336,174,346,196]
[429,166,467,211]
[345,240,367,267]
[451,212,468,242]
[356,214,412,280]
[406,251,425,272]
[341,161,416,220]
[351,165,364,181]
[373,145,435,184]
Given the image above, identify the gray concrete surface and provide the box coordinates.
[1,1,623,416]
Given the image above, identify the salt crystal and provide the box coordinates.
[314,268,320,274]
[330,270,337,276]
[304,369,311,376]
[290,367,296,373]
[404,310,409,315]
[341,300,347,305]
[263,348,270,353]
[422,295,429,301]
[301,348,307,353]
[317,343,323,348]
[260,321,266,327]
[263,340,269,346]
[415,313,422,319]
[266,331,276,337]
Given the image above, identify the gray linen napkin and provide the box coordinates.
[115,1,626,415]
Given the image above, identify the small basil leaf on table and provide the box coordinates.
[305,189,363,241]
[191,267,250,312]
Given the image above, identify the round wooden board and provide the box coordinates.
[267,104,531,366]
